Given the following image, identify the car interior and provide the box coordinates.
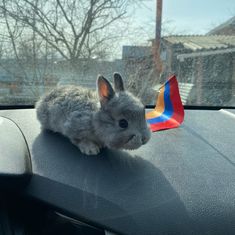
[0,0,235,234]
[0,107,235,234]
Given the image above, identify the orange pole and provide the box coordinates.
[154,0,163,74]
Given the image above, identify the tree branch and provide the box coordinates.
[56,0,77,37]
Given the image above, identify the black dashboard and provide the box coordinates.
[0,108,235,235]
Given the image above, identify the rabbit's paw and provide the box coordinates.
[77,141,101,155]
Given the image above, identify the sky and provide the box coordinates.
[112,0,235,58]
[132,0,235,36]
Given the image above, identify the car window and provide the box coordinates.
[0,0,234,107]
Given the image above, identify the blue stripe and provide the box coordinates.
[147,81,173,124]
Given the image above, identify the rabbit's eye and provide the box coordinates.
[119,119,128,128]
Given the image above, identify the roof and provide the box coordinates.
[162,35,235,51]
[207,16,235,35]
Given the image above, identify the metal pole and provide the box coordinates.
[156,0,162,45]
[154,0,163,75]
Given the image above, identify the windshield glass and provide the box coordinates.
[0,0,234,107]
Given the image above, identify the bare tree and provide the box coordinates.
[0,0,154,105]
[0,0,54,98]
[0,0,135,65]
[0,0,145,103]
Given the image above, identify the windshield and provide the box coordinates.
[0,0,234,107]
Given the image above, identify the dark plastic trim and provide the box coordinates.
[0,105,34,110]
[145,105,235,110]
[1,105,235,111]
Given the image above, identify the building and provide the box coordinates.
[160,35,235,105]
[207,16,235,36]
[122,45,153,77]
[121,45,157,104]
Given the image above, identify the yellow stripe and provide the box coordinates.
[146,85,165,119]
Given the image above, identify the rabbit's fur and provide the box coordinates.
[36,73,151,155]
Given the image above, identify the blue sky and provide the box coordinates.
[134,0,235,35]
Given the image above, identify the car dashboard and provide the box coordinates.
[0,108,235,235]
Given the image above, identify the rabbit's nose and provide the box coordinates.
[141,130,151,144]
[141,136,148,145]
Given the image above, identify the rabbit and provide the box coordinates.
[36,73,151,155]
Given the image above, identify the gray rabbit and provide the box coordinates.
[36,73,151,155]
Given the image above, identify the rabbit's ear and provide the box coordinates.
[113,72,124,92]
[97,75,115,105]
